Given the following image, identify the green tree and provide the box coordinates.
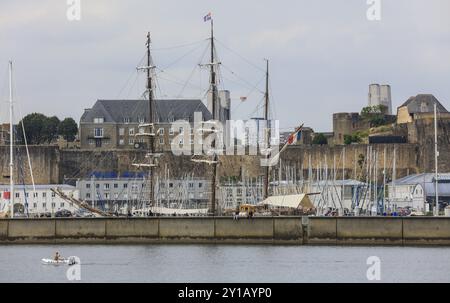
[344,134,362,145]
[42,116,60,143]
[58,118,78,142]
[312,133,328,145]
[17,113,47,144]
[361,105,388,127]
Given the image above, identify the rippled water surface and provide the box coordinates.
[1,245,449,282]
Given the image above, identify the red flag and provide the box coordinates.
[3,192,10,200]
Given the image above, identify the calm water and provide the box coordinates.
[0,244,449,283]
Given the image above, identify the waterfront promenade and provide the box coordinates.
[1,217,450,246]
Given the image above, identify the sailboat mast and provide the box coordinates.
[146,32,155,207]
[9,61,14,218]
[434,102,439,216]
[210,19,218,215]
[263,59,270,199]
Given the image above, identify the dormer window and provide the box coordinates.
[94,117,104,124]
[123,117,130,124]
[138,117,145,124]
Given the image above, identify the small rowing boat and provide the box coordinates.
[41,256,77,266]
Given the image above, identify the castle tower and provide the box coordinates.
[368,84,392,114]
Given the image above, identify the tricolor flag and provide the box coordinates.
[204,12,212,22]
[287,129,302,145]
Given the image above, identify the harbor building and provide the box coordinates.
[388,173,450,212]
[79,99,212,150]
[76,174,210,212]
[0,184,79,216]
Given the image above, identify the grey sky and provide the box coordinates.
[1,0,449,132]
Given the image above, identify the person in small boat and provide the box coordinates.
[54,251,61,261]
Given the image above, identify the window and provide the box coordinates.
[104,183,110,190]
[86,193,91,198]
[60,203,65,208]
[52,192,56,197]
[94,117,104,124]
[169,128,174,135]
[33,203,37,208]
[105,193,110,199]
[199,183,203,188]
[129,138,134,145]
[179,127,184,133]
[159,137,164,145]
[158,128,164,135]
[33,192,38,198]
[179,138,184,145]
[96,184,100,189]
[114,184,118,189]
[169,183,174,188]
[124,117,130,124]
[189,183,194,188]
[94,128,104,138]
[123,184,128,189]
[119,139,124,145]
[26,193,29,198]
[43,203,46,208]
[15,193,19,198]
[42,192,46,198]
[114,193,119,199]
[139,117,145,124]
[51,203,56,208]
[86,183,91,189]
[129,128,135,136]
[88,139,94,145]
[119,128,125,136]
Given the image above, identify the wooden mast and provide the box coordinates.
[146,32,155,208]
[209,18,218,216]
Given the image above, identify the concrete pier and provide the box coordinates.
[1,217,450,245]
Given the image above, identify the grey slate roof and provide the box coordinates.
[81,99,212,124]
[388,173,450,197]
[399,94,448,113]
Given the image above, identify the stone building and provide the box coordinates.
[0,124,10,145]
[79,99,212,150]
[397,94,449,124]
[368,84,392,114]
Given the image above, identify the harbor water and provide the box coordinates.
[1,245,450,283]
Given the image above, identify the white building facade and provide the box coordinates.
[0,184,80,216]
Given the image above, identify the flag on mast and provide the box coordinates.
[204,12,212,22]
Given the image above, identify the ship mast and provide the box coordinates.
[134,32,157,210]
[147,32,155,208]
[263,59,270,199]
[209,18,218,216]
[9,61,14,218]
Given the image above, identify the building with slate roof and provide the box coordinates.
[397,94,449,124]
[79,99,212,150]
[388,173,450,212]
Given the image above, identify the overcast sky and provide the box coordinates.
[1,0,449,132]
